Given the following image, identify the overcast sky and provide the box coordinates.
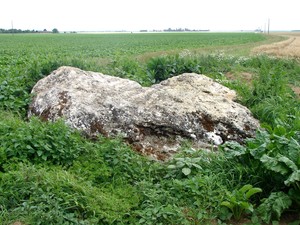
[0,0,299,32]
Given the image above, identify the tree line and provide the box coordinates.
[0,28,59,33]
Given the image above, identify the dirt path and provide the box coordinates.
[252,32,300,58]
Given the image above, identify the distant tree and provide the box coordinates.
[52,28,59,33]
[0,28,45,33]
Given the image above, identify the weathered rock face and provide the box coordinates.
[28,66,259,159]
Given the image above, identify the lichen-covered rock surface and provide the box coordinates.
[29,66,259,159]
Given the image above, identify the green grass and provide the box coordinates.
[0,32,300,224]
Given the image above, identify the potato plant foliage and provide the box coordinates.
[0,33,300,224]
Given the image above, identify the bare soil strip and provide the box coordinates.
[252,32,300,58]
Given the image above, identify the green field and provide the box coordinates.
[0,32,265,55]
[0,33,300,224]
[0,32,268,82]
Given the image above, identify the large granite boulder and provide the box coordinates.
[28,66,259,159]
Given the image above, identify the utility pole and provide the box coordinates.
[267,18,270,35]
[11,20,14,35]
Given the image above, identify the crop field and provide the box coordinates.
[0,32,300,224]
[252,32,300,58]
[0,32,265,56]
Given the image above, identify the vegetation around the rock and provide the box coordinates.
[0,33,299,224]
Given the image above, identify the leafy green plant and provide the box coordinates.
[256,191,292,224]
[96,136,154,183]
[223,119,300,221]
[260,151,300,205]
[137,203,188,225]
[167,156,202,176]
[168,174,229,216]
[0,77,31,116]
[221,184,262,220]
[0,114,85,166]
[135,181,189,225]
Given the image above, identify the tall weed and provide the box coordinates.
[146,54,202,82]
